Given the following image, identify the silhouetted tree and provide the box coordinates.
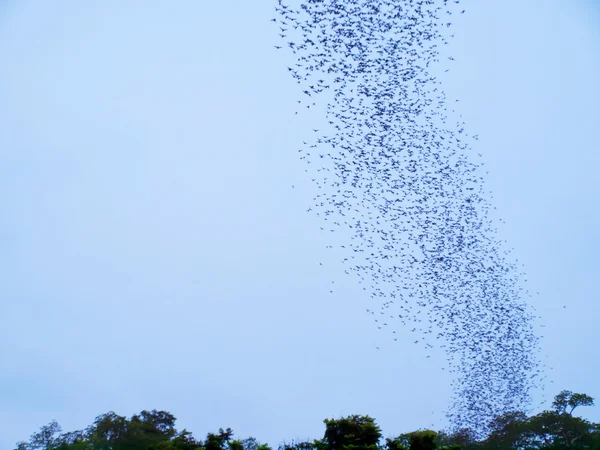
[205,428,234,450]
[481,411,529,449]
[406,430,437,450]
[13,390,600,450]
[317,415,381,450]
[16,421,63,450]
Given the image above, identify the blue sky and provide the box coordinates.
[0,1,598,449]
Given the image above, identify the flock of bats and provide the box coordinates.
[273,0,544,436]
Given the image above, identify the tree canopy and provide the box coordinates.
[14,391,599,450]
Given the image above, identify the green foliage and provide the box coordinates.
[16,420,63,450]
[13,390,600,450]
[476,391,599,449]
[205,428,234,450]
[241,438,260,450]
[552,391,594,416]
[228,440,244,450]
[81,409,177,450]
[384,437,408,450]
[279,440,316,450]
[482,411,529,449]
[239,438,271,450]
[160,429,202,450]
[85,412,128,450]
[320,415,382,450]
[406,430,437,450]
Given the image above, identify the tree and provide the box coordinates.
[552,391,594,417]
[84,410,177,450]
[85,412,129,450]
[406,430,437,450]
[527,410,596,449]
[134,410,177,438]
[239,437,272,450]
[155,429,202,450]
[13,390,600,450]
[482,411,530,449]
[16,421,63,450]
[384,437,408,450]
[318,415,382,450]
[436,428,477,450]
[488,390,597,449]
[54,430,88,450]
[543,390,595,449]
[241,438,260,450]
[128,410,177,450]
[278,440,315,450]
[205,428,234,450]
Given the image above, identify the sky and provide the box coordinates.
[0,1,598,449]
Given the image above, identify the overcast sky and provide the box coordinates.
[0,1,598,449]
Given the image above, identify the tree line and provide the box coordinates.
[14,390,599,450]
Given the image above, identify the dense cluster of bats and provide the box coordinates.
[273,0,544,436]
